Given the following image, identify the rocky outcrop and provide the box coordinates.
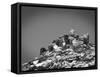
[22,29,95,71]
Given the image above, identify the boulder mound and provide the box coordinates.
[22,29,95,71]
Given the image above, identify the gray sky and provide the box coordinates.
[21,6,95,64]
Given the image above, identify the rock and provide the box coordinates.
[63,34,70,44]
[69,29,75,35]
[48,45,54,52]
[40,47,47,56]
[22,29,95,71]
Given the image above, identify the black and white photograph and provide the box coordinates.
[11,2,97,74]
[21,3,97,72]
[0,0,100,77]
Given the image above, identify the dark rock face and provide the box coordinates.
[40,47,47,56]
[22,29,95,71]
[48,45,54,52]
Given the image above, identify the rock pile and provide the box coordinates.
[22,29,95,71]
